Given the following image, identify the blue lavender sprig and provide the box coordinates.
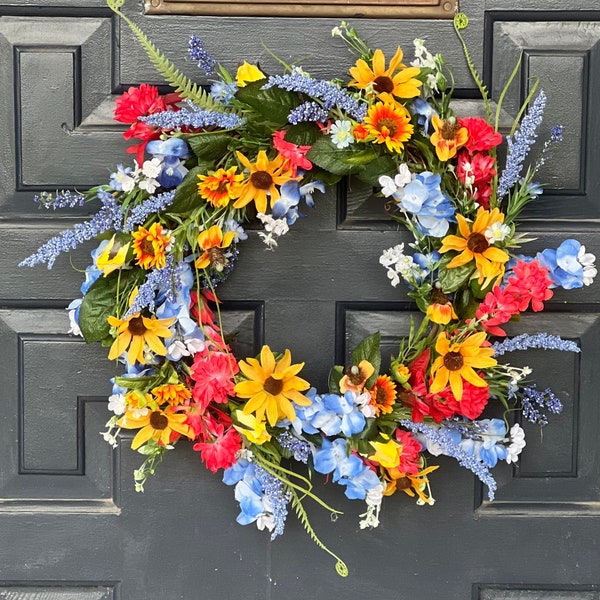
[124,190,176,232]
[264,68,367,122]
[401,420,498,501]
[141,106,243,130]
[277,431,310,463]
[255,465,291,540]
[20,193,123,269]
[521,385,563,427]
[288,101,330,124]
[492,333,580,357]
[125,255,177,317]
[188,34,216,76]
[34,190,86,210]
[497,91,547,198]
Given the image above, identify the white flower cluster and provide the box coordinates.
[379,243,427,288]
[358,483,385,529]
[113,158,163,194]
[411,39,443,94]
[578,245,597,286]
[256,213,290,249]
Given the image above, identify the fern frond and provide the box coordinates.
[107,0,220,110]
[453,14,492,122]
[290,488,349,577]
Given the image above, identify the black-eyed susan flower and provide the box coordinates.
[235,345,311,427]
[382,464,439,505]
[363,102,414,153]
[195,225,235,271]
[117,406,192,450]
[107,312,175,365]
[430,115,468,161]
[339,360,375,394]
[131,222,171,270]
[439,207,510,286]
[233,151,294,214]
[349,47,422,102]
[429,331,497,401]
[197,166,243,208]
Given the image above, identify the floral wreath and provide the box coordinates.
[20,2,597,577]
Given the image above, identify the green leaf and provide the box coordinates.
[78,276,118,343]
[328,365,344,394]
[235,81,301,128]
[113,375,155,391]
[169,166,205,214]
[187,133,232,163]
[284,123,322,147]
[351,332,381,389]
[438,261,474,293]
[307,138,379,175]
[355,154,398,186]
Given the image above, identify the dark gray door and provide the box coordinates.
[1,3,599,599]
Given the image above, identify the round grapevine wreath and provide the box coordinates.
[21,3,597,576]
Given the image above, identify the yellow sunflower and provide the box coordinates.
[429,331,497,401]
[382,464,439,505]
[349,47,422,102]
[439,207,510,286]
[107,312,175,365]
[117,406,192,450]
[233,150,294,214]
[369,374,397,415]
[198,166,243,208]
[131,223,171,270]
[195,225,235,271]
[363,102,414,153]
[235,345,311,427]
[430,115,468,161]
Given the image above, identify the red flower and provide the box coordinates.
[437,380,490,420]
[505,259,554,312]
[272,130,313,176]
[113,84,181,165]
[193,425,242,473]
[458,117,503,154]
[395,429,424,475]
[457,150,497,209]
[476,285,520,337]
[190,349,239,411]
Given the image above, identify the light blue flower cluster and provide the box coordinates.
[534,239,596,289]
[392,171,456,237]
[146,138,190,188]
[292,388,366,437]
[401,419,498,500]
[497,91,546,198]
[223,457,290,539]
[187,34,216,76]
[312,438,381,500]
[272,180,326,224]
[19,193,123,269]
[492,333,580,356]
[265,68,367,122]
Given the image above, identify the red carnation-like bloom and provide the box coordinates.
[437,380,490,420]
[272,130,313,177]
[395,429,424,475]
[190,349,239,411]
[476,285,521,337]
[458,117,503,154]
[193,425,242,473]
[505,259,554,312]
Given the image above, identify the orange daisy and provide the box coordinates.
[195,225,235,271]
[430,115,468,161]
[198,166,243,208]
[349,47,422,102]
[233,150,294,214]
[152,383,192,407]
[363,102,414,153]
[369,374,397,415]
[131,223,171,270]
[439,207,510,286]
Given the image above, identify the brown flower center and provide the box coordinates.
[376,117,398,136]
[466,232,490,254]
[373,75,394,94]
[443,351,464,371]
[149,411,169,430]
[440,119,462,141]
[128,316,147,336]
[264,376,283,396]
[345,365,365,386]
[250,170,273,190]
[430,286,450,305]
[140,238,156,256]
[395,476,412,490]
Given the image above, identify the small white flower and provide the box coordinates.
[142,157,162,179]
[506,423,526,464]
[485,222,511,243]
[185,338,206,355]
[138,177,160,194]
[101,431,119,448]
[131,407,150,419]
[167,339,190,360]
[386,268,400,287]
[119,174,137,193]
[67,308,82,337]
[330,119,354,149]
[577,245,597,286]
[107,393,126,416]
[256,513,275,532]
[258,231,278,249]
[379,244,405,267]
